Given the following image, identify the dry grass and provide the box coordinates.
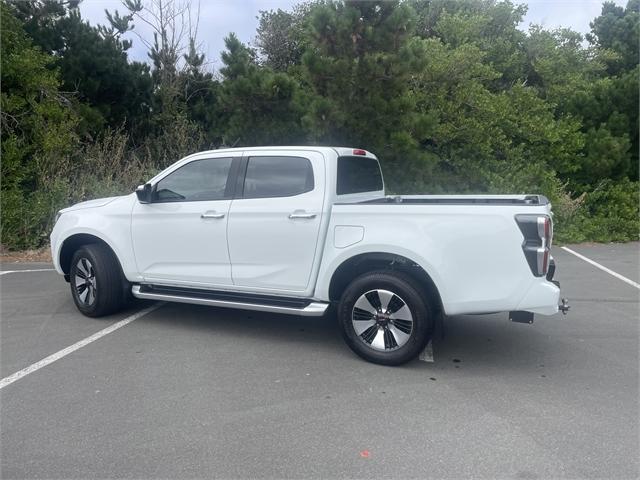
[0,245,52,263]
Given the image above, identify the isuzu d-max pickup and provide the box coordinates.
[51,146,566,365]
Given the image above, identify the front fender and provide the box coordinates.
[50,195,140,281]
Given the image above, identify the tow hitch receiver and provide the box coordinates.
[510,298,570,324]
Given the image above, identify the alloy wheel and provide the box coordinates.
[74,258,97,306]
[351,289,414,351]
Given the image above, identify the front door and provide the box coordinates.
[131,156,237,287]
[227,152,325,293]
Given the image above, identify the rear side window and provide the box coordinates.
[154,157,233,202]
[337,156,383,195]
[243,156,314,198]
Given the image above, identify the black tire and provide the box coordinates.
[69,244,126,317]
[338,270,433,366]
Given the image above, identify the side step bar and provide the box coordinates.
[131,284,329,316]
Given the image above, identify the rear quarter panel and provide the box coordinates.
[315,203,552,315]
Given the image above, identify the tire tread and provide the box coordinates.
[70,244,125,317]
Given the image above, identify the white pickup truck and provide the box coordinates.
[51,147,566,365]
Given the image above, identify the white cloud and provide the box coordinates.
[520,0,627,35]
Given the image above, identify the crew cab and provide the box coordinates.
[51,147,565,365]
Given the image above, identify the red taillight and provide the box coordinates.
[353,149,367,156]
[537,216,552,247]
[536,216,552,275]
[516,214,553,277]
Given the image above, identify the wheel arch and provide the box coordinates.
[59,233,121,279]
[327,252,444,314]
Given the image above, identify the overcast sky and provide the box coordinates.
[79,0,627,70]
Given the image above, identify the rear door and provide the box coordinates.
[227,151,325,292]
[131,154,239,286]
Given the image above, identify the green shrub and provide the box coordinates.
[1,122,204,251]
[1,180,69,249]
[554,178,640,243]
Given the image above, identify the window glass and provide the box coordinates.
[154,158,233,202]
[243,156,314,198]
[336,156,383,195]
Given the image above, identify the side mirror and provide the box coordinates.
[135,183,152,204]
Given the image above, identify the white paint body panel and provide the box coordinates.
[51,193,141,282]
[313,203,558,315]
[227,150,326,293]
[334,226,365,248]
[51,146,559,317]
[131,199,233,286]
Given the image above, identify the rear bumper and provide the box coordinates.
[515,258,561,315]
[515,280,560,315]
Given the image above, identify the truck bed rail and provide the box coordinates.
[339,195,548,206]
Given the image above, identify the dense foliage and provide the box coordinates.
[1,0,638,249]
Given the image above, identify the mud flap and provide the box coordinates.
[419,339,434,362]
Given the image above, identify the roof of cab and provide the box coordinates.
[183,146,377,160]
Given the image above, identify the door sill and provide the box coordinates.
[131,284,329,316]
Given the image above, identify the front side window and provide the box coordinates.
[242,156,314,198]
[154,158,233,202]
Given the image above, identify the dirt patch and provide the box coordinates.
[0,246,52,263]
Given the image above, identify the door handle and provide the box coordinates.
[288,212,316,219]
[201,212,225,219]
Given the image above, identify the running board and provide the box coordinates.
[131,284,329,316]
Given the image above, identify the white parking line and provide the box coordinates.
[0,302,163,390]
[561,246,640,290]
[0,268,56,275]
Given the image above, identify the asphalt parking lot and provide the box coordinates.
[1,244,638,479]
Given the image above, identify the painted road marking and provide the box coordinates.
[0,303,163,390]
[0,269,56,275]
[561,246,640,290]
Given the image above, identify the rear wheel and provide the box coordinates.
[70,244,126,317]
[338,271,433,365]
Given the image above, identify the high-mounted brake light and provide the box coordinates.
[515,214,553,277]
[352,149,367,156]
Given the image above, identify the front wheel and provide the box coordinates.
[338,271,433,366]
[70,244,126,317]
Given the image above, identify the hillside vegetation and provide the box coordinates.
[1,0,638,249]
